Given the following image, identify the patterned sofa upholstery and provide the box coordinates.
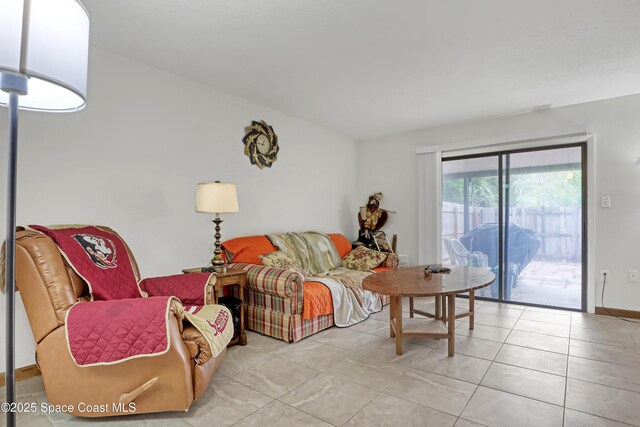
[223,233,394,343]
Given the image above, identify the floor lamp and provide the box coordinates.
[0,1,89,425]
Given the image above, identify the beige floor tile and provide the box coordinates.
[460,386,564,427]
[217,346,275,376]
[345,393,457,427]
[475,305,524,319]
[435,335,503,360]
[276,340,354,371]
[454,418,486,427]
[571,313,640,334]
[349,318,389,334]
[519,310,571,326]
[494,344,568,376]
[569,340,640,369]
[563,409,631,427]
[0,383,30,401]
[383,369,476,416]
[367,322,443,349]
[244,331,291,355]
[314,328,391,354]
[280,374,379,426]
[361,342,437,367]
[466,313,519,329]
[513,319,570,338]
[322,352,406,391]
[232,401,332,427]
[481,301,525,311]
[233,356,320,398]
[568,356,640,394]
[20,376,46,395]
[524,306,571,316]
[58,413,191,426]
[566,378,640,426]
[369,307,390,321]
[480,363,566,406]
[456,323,511,343]
[0,413,53,427]
[401,348,491,384]
[506,330,569,354]
[179,377,272,427]
[570,326,637,349]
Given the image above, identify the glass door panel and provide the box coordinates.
[442,156,499,298]
[503,147,583,309]
[441,144,585,310]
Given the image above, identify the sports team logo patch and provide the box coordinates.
[207,310,230,337]
[72,234,118,269]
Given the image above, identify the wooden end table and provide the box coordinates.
[182,267,248,346]
[363,266,495,356]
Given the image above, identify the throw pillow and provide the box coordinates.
[341,246,387,271]
[259,251,309,282]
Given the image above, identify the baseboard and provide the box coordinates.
[0,364,40,386]
[595,306,640,319]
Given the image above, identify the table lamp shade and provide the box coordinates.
[196,182,239,214]
[0,0,90,111]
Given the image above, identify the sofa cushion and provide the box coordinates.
[328,233,352,258]
[222,236,277,264]
[259,251,309,282]
[342,246,387,271]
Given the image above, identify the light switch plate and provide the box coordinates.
[600,196,611,208]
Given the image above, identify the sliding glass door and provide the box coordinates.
[441,144,585,310]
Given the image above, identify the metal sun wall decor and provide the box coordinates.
[242,120,279,169]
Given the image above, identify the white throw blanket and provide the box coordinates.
[310,277,382,327]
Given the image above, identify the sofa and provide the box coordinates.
[11,226,229,416]
[222,232,395,342]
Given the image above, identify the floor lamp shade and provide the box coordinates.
[0,0,90,111]
[1,2,89,425]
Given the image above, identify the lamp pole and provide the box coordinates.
[2,72,28,427]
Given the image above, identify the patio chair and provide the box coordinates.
[448,238,489,269]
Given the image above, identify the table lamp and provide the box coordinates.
[196,181,239,272]
[1,1,89,425]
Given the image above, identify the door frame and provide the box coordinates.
[442,143,587,311]
[417,131,595,312]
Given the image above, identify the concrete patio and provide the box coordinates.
[476,261,582,310]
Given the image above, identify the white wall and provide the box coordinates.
[357,94,640,312]
[0,48,359,368]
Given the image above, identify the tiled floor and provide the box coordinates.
[5,298,640,426]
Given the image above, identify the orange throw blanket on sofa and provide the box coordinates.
[303,281,334,319]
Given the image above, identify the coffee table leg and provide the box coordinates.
[441,296,447,323]
[469,290,475,330]
[389,295,395,338]
[435,295,441,319]
[396,296,403,355]
[447,294,456,356]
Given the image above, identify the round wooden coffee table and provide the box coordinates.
[363,266,495,356]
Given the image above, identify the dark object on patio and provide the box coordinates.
[460,223,541,298]
[218,296,242,339]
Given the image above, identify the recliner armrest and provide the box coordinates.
[139,273,215,305]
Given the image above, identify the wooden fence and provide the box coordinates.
[442,202,582,262]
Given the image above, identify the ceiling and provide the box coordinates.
[82,0,640,139]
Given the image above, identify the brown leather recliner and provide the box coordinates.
[13,226,226,417]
